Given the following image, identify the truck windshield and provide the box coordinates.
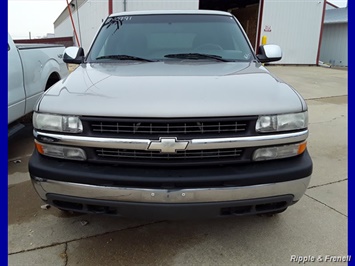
[87,14,255,62]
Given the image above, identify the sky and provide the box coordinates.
[8,0,348,39]
[8,0,68,39]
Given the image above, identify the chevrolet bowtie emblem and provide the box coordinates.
[148,138,189,153]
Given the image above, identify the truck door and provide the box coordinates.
[8,34,26,124]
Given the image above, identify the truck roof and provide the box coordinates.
[109,10,232,17]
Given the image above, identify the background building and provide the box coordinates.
[319,7,348,67]
[326,1,339,10]
[54,0,326,65]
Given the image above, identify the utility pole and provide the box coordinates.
[108,0,112,15]
[29,32,31,39]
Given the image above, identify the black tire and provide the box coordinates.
[45,72,60,91]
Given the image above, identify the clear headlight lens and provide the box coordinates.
[35,141,86,161]
[253,142,307,161]
[256,111,308,133]
[33,112,83,133]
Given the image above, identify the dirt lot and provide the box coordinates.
[8,66,347,265]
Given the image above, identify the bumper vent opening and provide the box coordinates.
[47,194,294,219]
[52,200,118,215]
[220,206,252,215]
[53,200,83,210]
[87,205,118,215]
[255,201,287,212]
[220,201,288,216]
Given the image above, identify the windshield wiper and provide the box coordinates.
[96,55,155,62]
[164,53,230,62]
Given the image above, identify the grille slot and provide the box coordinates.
[95,148,243,161]
[91,122,246,134]
[83,117,256,138]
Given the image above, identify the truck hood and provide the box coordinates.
[39,61,305,117]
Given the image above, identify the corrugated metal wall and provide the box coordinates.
[111,0,198,14]
[78,1,108,51]
[54,17,73,39]
[320,23,348,67]
[261,0,324,64]
[55,0,325,65]
[55,0,108,52]
[124,0,198,11]
[111,0,124,13]
[55,0,198,52]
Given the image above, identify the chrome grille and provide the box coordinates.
[95,148,243,161]
[83,117,255,137]
[91,122,246,134]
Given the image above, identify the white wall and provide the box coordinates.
[54,15,73,39]
[55,0,199,52]
[56,0,325,64]
[320,23,347,66]
[326,3,337,10]
[112,0,198,13]
[55,0,108,52]
[261,0,325,64]
[125,0,198,12]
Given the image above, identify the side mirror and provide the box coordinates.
[63,46,85,64]
[257,44,282,63]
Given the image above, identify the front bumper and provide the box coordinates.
[32,177,309,219]
[33,176,310,204]
[29,150,312,219]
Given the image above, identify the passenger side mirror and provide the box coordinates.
[257,44,282,63]
[63,46,85,64]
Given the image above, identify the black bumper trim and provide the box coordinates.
[47,194,294,220]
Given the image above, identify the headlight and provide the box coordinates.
[33,112,83,133]
[256,111,308,133]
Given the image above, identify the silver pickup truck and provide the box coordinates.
[29,10,312,219]
[8,34,68,132]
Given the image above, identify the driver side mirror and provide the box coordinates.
[257,44,282,63]
[63,46,85,64]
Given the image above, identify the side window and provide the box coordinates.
[8,43,10,51]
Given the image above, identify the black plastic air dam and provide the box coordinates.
[29,150,312,188]
[46,194,294,220]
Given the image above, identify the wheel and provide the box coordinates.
[194,43,223,51]
[45,72,60,91]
